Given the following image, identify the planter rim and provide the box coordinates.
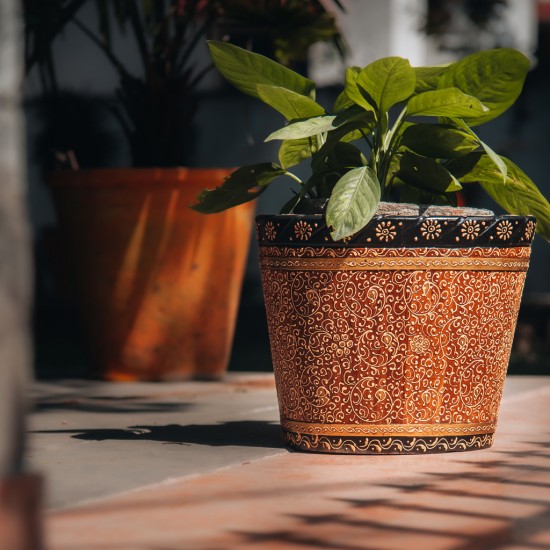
[47,167,234,188]
[256,212,536,248]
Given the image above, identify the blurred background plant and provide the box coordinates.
[422,0,514,54]
[23,0,346,168]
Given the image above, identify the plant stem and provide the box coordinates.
[72,17,129,77]
[359,128,374,150]
[379,106,408,196]
[383,106,407,153]
[284,171,303,186]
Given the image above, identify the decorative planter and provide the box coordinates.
[50,168,254,381]
[257,208,536,454]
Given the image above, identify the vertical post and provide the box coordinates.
[0,0,42,548]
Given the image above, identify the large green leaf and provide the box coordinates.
[407,88,488,118]
[266,107,374,142]
[479,140,507,182]
[256,85,325,121]
[326,142,366,171]
[326,166,381,240]
[311,119,375,172]
[278,137,318,169]
[191,163,285,213]
[342,66,375,113]
[448,154,550,240]
[357,57,416,115]
[333,105,376,128]
[414,65,450,93]
[333,67,361,111]
[400,123,479,158]
[265,115,337,141]
[451,118,507,182]
[438,48,530,126]
[208,41,315,100]
[397,152,462,194]
[333,90,354,112]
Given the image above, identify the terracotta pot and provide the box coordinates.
[257,210,536,454]
[50,168,254,381]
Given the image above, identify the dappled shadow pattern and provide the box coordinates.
[231,436,550,549]
[33,420,283,449]
[233,530,374,550]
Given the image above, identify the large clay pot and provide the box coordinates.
[257,207,536,454]
[50,168,254,381]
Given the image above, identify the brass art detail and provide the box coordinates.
[294,221,312,241]
[260,255,529,272]
[281,419,497,437]
[260,245,529,448]
[496,220,514,240]
[283,431,494,454]
[264,221,277,241]
[525,220,536,241]
[260,245,532,259]
[375,221,397,242]
[420,219,442,240]
[460,220,481,240]
[257,214,535,248]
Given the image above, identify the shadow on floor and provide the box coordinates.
[33,420,284,449]
[33,398,193,414]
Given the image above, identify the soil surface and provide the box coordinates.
[375,201,494,217]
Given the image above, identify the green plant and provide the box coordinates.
[24,0,345,168]
[193,42,550,242]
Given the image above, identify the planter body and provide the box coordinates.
[50,168,254,380]
[257,212,535,454]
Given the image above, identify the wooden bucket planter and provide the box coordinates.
[257,209,535,454]
[50,168,254,381]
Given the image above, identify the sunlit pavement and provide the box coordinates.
[28,374,550,549]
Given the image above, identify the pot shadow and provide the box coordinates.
[33,420,283,449]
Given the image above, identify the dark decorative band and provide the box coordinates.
[283,430,494,455]
[281,419,497,438]
[256,214,536,248]
[261,255,529,272]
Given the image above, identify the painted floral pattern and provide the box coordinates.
[375,221,397,242]
[420,220,442,240]
[525,220,536,241]
[260,246,528,431]
[460,220,480,240]
[496,220,513,240]
[410,334,431,354]
[256,215,535,247]
[294,221,313,241]
[264,221,277,241]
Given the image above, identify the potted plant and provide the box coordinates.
[193,42,550,453]
[24,0,344,380]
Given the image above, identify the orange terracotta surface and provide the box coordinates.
[260,245,530,453]
[45,377,550,550]
[50,169,254,380]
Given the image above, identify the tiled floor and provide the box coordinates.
[30,375,550,549]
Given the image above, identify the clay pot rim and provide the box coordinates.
[47,167,234,188]
[256,212,536,248]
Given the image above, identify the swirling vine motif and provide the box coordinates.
[284,432,494,454]
[260,242,531,454]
